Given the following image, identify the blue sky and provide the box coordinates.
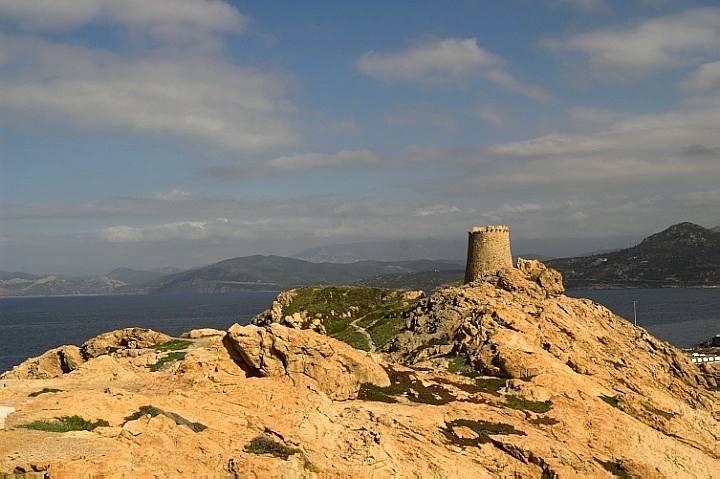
[1,0,719,275]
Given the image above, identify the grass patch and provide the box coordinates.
[447,355,466,374]
[639,400,674,420]
[333,328,370,351]
[147,351,186,371]
[441,418,526,447]
[530,416,560,426]
[28,387,63,397]
[472,377,508,396]
[152,339,193,352]
[504,395,553,414]
[21,415,109,432]
[358,367,457,405]
[279,286,421,349]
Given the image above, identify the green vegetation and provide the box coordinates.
[152,339,193,351]
[28,387,63,397]
[447,355,466,373]
[441,418,526,447]
[504,395,553,414]
[530,416,560,426]
[470,377,507,396]
[639,400,674,420]
[358,367,457,405]
[148,351,186,371]
[21,415,109,432]
[243,434,320,471]
[124,405,165,421]
[244,435,301,459]
[124,405,207,432]
[280,286,421,350]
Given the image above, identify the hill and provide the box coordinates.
[137,255,465,294]
[1,261,716,476]
[292,238,466,263]
[547,222,720,289]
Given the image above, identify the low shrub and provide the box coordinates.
[358,367,457,405]
[28,387,63,397]
[504,395,553,414]
[530,416,560,426]
[148,351,186,371]
[639,400,674,420]
[441,418,526,447]
[152,339,193,352]
[244,435,300,459]
[21,415,109,432]
[124,405,207,432]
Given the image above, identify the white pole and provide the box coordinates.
[633,301,637,326]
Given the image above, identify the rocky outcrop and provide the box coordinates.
[81,328,172,359]
[0,263,717,478]
[0,345,85,380]
[1,328,171,380]
[225,323,389,400]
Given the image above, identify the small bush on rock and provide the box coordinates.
[28,387,63,397]
[244,435,301,459]
[21,415,109,432]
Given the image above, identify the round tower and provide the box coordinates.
[464,225,513,283]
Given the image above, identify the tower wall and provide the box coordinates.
[464,225,512,283]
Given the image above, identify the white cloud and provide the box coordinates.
[497,203,542,214]
[95,218,232,243]
[546,0,610,13]
[413,204,461,217]
[486,70,555,103]
[356,37,501,83]
[356,37,551,101]
[680,61,720,91]
[543,7,720,77]
[0,0,247,41]
[0,33,300,153]
[149,189,196,202]
[263,150,382,172]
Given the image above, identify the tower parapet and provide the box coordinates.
[464,225,512,283]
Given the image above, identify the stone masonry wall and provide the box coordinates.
[464,225,512,283]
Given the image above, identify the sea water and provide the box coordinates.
[566,288,719,349]
[0,289,718,374]
[0,292,279,373]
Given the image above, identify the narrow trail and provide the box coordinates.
[349,315,375,353]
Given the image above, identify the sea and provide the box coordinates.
[0,288,718,374]
[0,292,279,374]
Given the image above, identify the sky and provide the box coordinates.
[1,0,719,275]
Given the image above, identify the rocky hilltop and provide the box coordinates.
[0,260,717,477]
[547,222,720,288]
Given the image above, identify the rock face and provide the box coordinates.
[225,323,389,400]
[1,328,170,380]
[0,262,717,478]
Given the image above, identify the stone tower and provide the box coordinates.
[464,225,513,283]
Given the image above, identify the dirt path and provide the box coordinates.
[349,316,375,352]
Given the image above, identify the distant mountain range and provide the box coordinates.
[1,222,718,296]
[292,238,466,263]
[128,256,465,294]
[547,222,720,289]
